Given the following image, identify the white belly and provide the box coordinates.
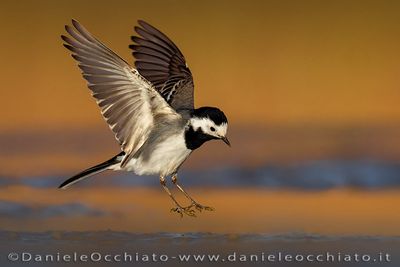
[121,132,191,177]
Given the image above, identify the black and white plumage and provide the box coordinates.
[59,20,230,216]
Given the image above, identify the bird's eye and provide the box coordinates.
[210,127,215,132]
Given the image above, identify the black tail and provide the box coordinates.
[58,152,124,189]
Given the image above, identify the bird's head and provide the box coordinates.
[188,107,230,146]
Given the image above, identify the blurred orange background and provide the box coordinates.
[0,0,399,236]
[1,0,400,130]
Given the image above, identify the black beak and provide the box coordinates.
[221,136,231,147]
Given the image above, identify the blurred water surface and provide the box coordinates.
[0,231,399,266]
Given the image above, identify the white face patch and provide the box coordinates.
[189,117,228,138]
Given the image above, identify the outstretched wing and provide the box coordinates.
[129,20,194,111]
[62,20,180,164]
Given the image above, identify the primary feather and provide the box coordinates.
[130,20,194,111]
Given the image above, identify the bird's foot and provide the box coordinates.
[170,202,214,217]
[170,205,196,217]
[188,201,215,212]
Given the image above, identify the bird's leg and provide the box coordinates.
[159,176,195,217]
[171,174,214,212]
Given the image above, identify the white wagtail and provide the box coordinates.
[59,20,230,216]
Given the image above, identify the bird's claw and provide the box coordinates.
[190,202,215,212]
[170,206,196,217]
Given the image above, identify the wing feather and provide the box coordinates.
[62,20,180,163]
[130,20,194,111]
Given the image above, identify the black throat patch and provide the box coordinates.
[185,125,217,150]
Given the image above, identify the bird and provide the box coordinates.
[58,19,230,217]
